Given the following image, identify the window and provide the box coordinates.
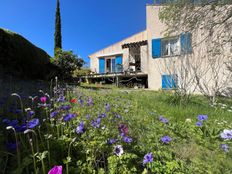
[162,74,178,89]
[161,37,180,57]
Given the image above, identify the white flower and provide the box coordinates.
[185,118,192,123]
[220,129,232,140]
[114,145,123,156]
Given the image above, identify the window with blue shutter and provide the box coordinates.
[152,38,161,58]
[181,32,192,54]
[115,56,123,72]
[162,74,178,89]
[99,58,105,74]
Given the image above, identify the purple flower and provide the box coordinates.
[6,142,18,152]
[118,124,128,136]
[123,136,133,143]
[87,98,93,106]
[57,95,66,102]
[9,119,19,127]
[15,124,26,132]
[98,113,106,118]
[198,115,208,122]
[105,103,110,112]
[196,121,203,127]
[28,118,40,129]
[107,138,118,145]
[40,96,47,103]
[50,110,59,118]
[63,113,76,122]
[60,105,72,111]
[48,165,62,174]
[27,110,35,118]
[220,129,232,140]
[2,118,11,125]
[159,116,168,124]
[143,153,153,165]
[220,144,229,152]
[161,136,172,144]
[76,121,85,134]
[78,99,84,106]
[114,145,123,156]
[91,118,101,128]
[86,114,90,119]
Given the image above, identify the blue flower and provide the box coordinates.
[161,136,172,144]
[2,118,11,125]
[50,110,59,118]
[28,118,40,129]
[57,95,66,102]
[98,113,106,118]
[105,103,110,112]
[143,153,153,165]
[196,121,203,127]
[28,110,35,117]
[91,118,101,128]
[76,121,85,134]
[123,136,133,143]
[220,144,229,152]
[198,115,208,122]
[63,113,76,122]
[220,129,232,140]
[114,145,123,156]
[85,114,90,120]
[107,138,118,145]
[159,116,168,124]
[60,105,72,111]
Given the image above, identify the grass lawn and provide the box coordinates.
[0,86,232,173]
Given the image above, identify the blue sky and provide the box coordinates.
[0,0,153,67]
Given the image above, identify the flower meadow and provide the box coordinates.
[0,84,232,174]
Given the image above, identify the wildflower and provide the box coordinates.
[76,121,85,134]
[86,114,90,119]
[105,103,110,112]
[87,98,93,106]
[198,115,208,122]
[40,96,46,103]
[143,153,153,165]
[98,113,106,118]
[28,118,40,129]
[57,96,66,102]
[70,99,77,103]
[48,165,62,174]
[159,116,168,124]
[107,138,118,145]
[6,142,18,152]
[220,129,232,140]
[161,136,172,144]
[78,99,84,106]
[220,144,229,152]
[123,136,133,143]
[196,121,203,127]
[91,118,101,128]
[114,145,123,156]
[118,124,128,136]
[27,110,35,118]
[60,105,72,111]
[63,113,76,122]
[50,110,59,118]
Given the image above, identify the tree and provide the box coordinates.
[53,50,84,80]
[54,0,62,56]
[158,0,232,103]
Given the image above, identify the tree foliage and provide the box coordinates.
[54,0,62,56]
[53,50,84,80]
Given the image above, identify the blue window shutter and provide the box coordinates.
[112,59,116,72]
[162,75,177,89]
[115,56,123,72]
[152,39,161,58]
[99,58,105,74]
[181,32,192,54]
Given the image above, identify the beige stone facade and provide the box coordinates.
[89,4,232,92]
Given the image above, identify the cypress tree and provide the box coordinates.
[54,0,62,56]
